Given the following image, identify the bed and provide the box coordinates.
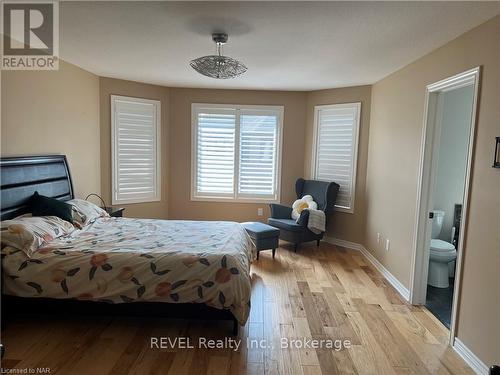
[1,155,254,334]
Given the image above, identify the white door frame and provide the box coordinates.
[409,67,481,345]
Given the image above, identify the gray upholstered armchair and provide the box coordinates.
[268,178,340,251]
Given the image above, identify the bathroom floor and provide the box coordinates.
[425,278,454,328]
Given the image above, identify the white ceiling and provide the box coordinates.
[60,1,500,91]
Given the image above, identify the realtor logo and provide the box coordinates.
[2,1,59,70]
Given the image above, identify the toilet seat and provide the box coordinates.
[430,239,455,252]
[430,239,456,261]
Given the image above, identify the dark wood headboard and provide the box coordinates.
[0,155,74,220]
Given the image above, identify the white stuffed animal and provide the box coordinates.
[291,195,318,221]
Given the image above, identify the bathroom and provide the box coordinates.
[426,84,475,328]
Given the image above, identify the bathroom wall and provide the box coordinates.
[433,85,474,242]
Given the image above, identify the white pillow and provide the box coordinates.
[291,195,318,221]
[1,215,75,256]
[67,198,109,226]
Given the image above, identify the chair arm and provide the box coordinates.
[297,209,310,227]
[269,204,292,219]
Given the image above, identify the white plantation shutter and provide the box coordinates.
[313,103,361,212]
[195,110,236,196]
[238,112,279,199]
[192,104,283,202]
[111,95,161,204]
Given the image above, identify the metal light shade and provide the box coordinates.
[190,55,247,79]
[190,33,247,79]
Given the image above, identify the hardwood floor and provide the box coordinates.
[1,242,473,375]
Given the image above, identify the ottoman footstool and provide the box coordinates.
[242,222,280,259]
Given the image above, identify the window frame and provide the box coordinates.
[111,94,162,205]
[191,103,284,204]
[311,102,361,214]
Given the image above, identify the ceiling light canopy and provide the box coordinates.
[190,33,247,79]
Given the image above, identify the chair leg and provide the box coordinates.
[317,239,320,247]
[256,251,259,260]
[294,243,298,252]
[272,248,276,258]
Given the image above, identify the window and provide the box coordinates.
[312,103,361,213]
[192,104,283,202]
[111,95,161,205]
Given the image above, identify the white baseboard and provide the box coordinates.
[453,338,489,375]
[324,237,364,251]
[358,245,411,301]
[324,237,410,301]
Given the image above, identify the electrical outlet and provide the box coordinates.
[257,208,263,216]
[385,239,390,251]
[377,233,381,243]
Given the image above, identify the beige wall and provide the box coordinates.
[168,88,307,222]
[96,80,368,241]
[99,77,170,219]
[98,80,370,233]
[305,86,371,244]
[98,83,307,222]
[1,60,100,198]
[365,15,500,365]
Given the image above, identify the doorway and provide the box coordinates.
[410,68,480,342]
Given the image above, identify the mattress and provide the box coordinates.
[2,217,255,325]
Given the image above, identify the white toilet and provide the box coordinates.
[428,210,457,288]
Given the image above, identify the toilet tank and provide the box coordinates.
[432,210,445,238]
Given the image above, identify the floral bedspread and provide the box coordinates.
[2,218,255,324]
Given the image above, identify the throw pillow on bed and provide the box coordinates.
[67,198,109,226]
[29,191,74,223]
[0,215,75,256]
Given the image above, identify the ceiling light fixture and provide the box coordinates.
[190,33,247,79]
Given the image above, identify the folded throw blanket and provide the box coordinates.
[304,208,325,234]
